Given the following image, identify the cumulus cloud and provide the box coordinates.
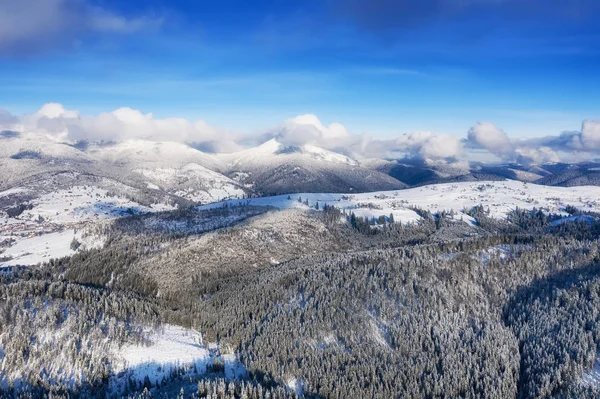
[581,120,600,150]
[465,121,562,165]
[0,0,162,56]
[512,120,600,160]
[382,131,462,161]
[0,109,19,126]
[3,103,599,165]
[465,118,600,164]
[515,147,560,166]
[467,122,514,159]
[259,114,462,162]
[264,114,351,147]
[5,103,241,153]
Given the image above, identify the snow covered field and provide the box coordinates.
[1,230,79,266]
[0,229,104,267]
[110,325,246,394]
[16,185,173,224]
[0,185,174,266]
[198,180,600,224]
[3,180,599,267]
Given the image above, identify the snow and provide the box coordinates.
[134,164,245,203]
[113,325,209,377]
[110,325,246,394]
[509,168,543,182]
[580,357,600,388]
[0,185,175,266]
[220,138,358,168]
[551,215,596,226]
[88,139,222,171]
[17,185,169,224]
[0,230,77,266]
[0,187,28,197]
[301,144,358,165]
[286,377,304,397]
[0,229,103,266]
[198,180,600,225]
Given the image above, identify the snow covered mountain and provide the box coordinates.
[2,130,600,219]
[214,138,406,195]
[0,133,248,209]
[87,140,245,203]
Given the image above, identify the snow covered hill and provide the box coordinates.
[214,138,406,195]
[219,138,358,167]
[0,184,175,266]
[87,139,223,171]
[199,180,600,225]
[109,325,246,395]
[133,163,245,203]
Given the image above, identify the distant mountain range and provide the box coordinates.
[1,131,599,211]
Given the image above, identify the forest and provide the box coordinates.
[2,202,600,398]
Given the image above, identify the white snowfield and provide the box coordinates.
[0,185,174,267]
[3,180,599,267]
[110,325,246,394]
[16,185,173,224]
[198,180,600,224]
[2,231,79,266]
[134,163,245,203]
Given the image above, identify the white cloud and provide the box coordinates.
[383,131,462,160]
[9,103,241,153]
[262,114,462,161]
[4,103,599,164]
[418,133,462,160]
[465,121,564,164]
[266,114,351,147]
[581,120,600,150]
[515,147,560,165]
[88,8,163,34]
[0,0,161,56]
[467,121,514,158]
[0,109,19,126]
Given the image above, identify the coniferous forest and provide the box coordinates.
[2,203,600,398]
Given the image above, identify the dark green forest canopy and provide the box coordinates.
[2,205,600,398]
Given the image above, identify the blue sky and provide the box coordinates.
[0,0,599,138]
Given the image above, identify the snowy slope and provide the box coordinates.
[16,185,173,224]
[198,180,600,224]
[87,139,222,171]
[134,163,245,203]
[0,229,104,266]
[580,357,600,388]
[110,325,246,394]
[87,140,247,202]
[215,139,405,194]
[0,185,175,267]
[218,138,358,168]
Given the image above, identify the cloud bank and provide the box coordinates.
[1,103,598,164]
[3,103,241,153]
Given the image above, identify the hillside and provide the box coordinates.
[214,139,407,195]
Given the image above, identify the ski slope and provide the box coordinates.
[198,180,600,224]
